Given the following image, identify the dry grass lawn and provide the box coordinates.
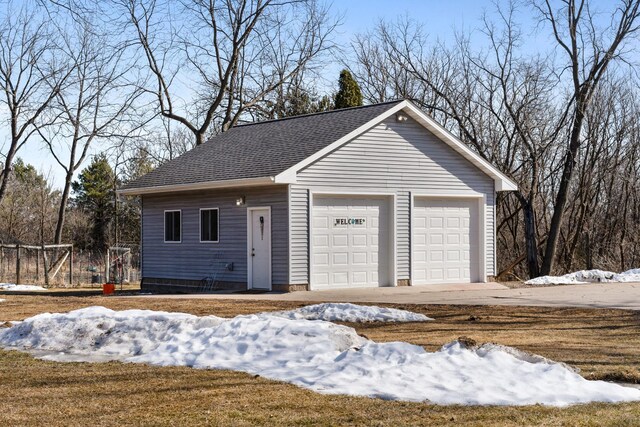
[1,292,640,426]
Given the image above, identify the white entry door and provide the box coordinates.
[311,196,390,289]
[412,198,479,284]
[248,207,271,290]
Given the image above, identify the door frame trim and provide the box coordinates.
[309,191,397,291]
[247,206,272,290]
[410,192,486,285]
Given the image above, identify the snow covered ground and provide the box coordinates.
[0,283,47,291]
[526,268,640,285]
[1,305,639,406]
[272,303,433,322]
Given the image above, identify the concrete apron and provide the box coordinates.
[127,282,640,310]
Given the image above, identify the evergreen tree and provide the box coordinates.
[265,80,333,119]
[72,154,116,250]
[334,69,363,109]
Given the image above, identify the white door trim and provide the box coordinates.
[247,206,272,290]
[410,193,486,285]
[309,191,396,290]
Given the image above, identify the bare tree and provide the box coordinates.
[351,1,640,279]
[0,3,69,204]
[35,10,146,244]
[533,0,640,275]
[351,14,563,279]
[117,0,338,145]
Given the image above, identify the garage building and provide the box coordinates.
[120,100,517,292]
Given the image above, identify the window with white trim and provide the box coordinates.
[164,210,181,242]
[200,208,219,242]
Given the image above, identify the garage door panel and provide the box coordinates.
[353,252,367,264]
[332,272,348,285]
[413,198,479,284]
[333,252,348,265]
[333,235,348,247]
[314,253,329,266]
[430,233,443,244]
[352,234,367,246]
[312,196,390,289]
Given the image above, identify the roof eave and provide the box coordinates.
[117,176,278,196]
[274,100,517,192]
[273,100,409,182]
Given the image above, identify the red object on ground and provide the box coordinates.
[102,283,115,295]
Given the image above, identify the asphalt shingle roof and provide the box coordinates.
[123,101,402,190]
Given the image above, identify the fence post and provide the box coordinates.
[69,245,74,287]
[126,250,131,283]
[42,244,50,288]
[36,249,40,281]
[105,250,110,283]
[15,244,21,285]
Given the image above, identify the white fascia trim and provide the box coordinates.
[411,191,484,198]
[401,102,518,192]
[310,188,398,196]
[274,101,410,182]
[118,176,277,196]
[274,99,517,192]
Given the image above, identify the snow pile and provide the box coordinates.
[525,268,640,285]
[614,268,640,282]
[0,307,226,361]
[2,307,639,406]
[272,303,432,323]
[0,283,47,291]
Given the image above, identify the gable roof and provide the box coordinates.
[120,100,516,195]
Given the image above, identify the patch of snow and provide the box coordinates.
[0,283,47,291]
[1,306,639,406]
[525,268,640,285]
[613,268,640,282]
[271,303,433,323]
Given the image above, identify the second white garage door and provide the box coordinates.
[412,198,480,284]
[311,196,391,289]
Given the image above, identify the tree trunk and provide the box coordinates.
[54,171,74,244]
[195,131,205,146]
[516,192,540,279]
[523,199,540,279]
[0,139,18,204]
[541,110,585,275]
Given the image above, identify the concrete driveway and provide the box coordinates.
[132,282,640,310]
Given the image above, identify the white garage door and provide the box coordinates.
[312,196,390,289]
[413,198,479,284]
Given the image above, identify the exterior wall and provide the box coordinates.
[142,186,288,286]
[290,116,496,285]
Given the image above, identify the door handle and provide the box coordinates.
[251,248,255,257]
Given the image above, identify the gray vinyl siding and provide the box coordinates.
[288,185,309,286]
[289,116,495,284]
[142,186,288,285]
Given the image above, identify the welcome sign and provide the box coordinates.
[334,218,366,226]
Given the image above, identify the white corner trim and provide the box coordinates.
[118,176,277,196]
[274,169,297,184]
